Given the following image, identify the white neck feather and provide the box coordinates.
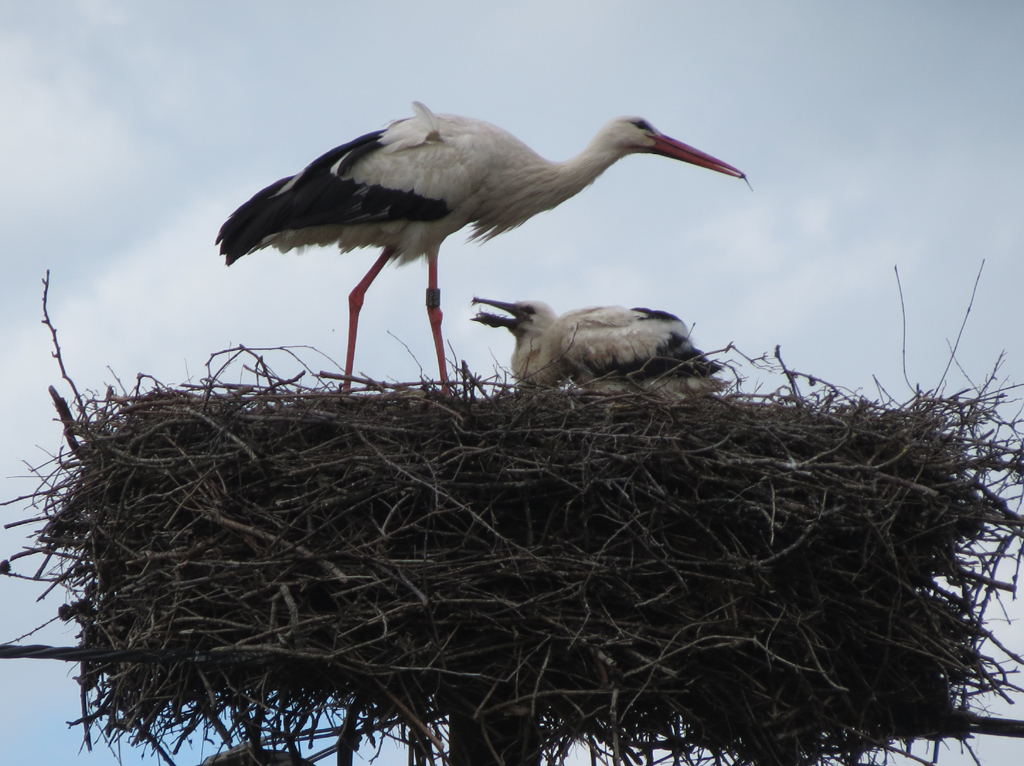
[471,129,631,241]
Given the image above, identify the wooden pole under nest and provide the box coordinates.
[448,711,540,766]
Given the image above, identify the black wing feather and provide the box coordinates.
[632,307,683,324]
[216,130,450,264]
[598,308,724,379]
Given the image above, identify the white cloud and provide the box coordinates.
[0,34,139,226]
[75,0,129,27]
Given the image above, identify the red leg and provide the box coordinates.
[345,247,394,389]
[425,251,450,390]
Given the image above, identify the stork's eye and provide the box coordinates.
[631,119,654,132]
[522,305,537,315]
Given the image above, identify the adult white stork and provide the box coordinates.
[472,298,724,395]
[216,102,745,388]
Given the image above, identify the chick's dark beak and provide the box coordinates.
[471,297,525,330]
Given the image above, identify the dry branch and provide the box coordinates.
[6,354,1024,766]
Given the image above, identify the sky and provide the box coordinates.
[1,1,1022,764]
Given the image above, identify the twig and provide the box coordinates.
[893,265,915,394]
[48,385,82,457]
[374,682,448,766]
[40,270,84,413]
[938,259,986,390]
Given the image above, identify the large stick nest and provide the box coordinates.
[9,352,1024,766]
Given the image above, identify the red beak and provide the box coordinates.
[650,134,746,180]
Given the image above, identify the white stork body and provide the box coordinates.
[217,102,746,388]
[472,298,724,395]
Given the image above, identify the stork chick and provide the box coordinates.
[472,298,723,394]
